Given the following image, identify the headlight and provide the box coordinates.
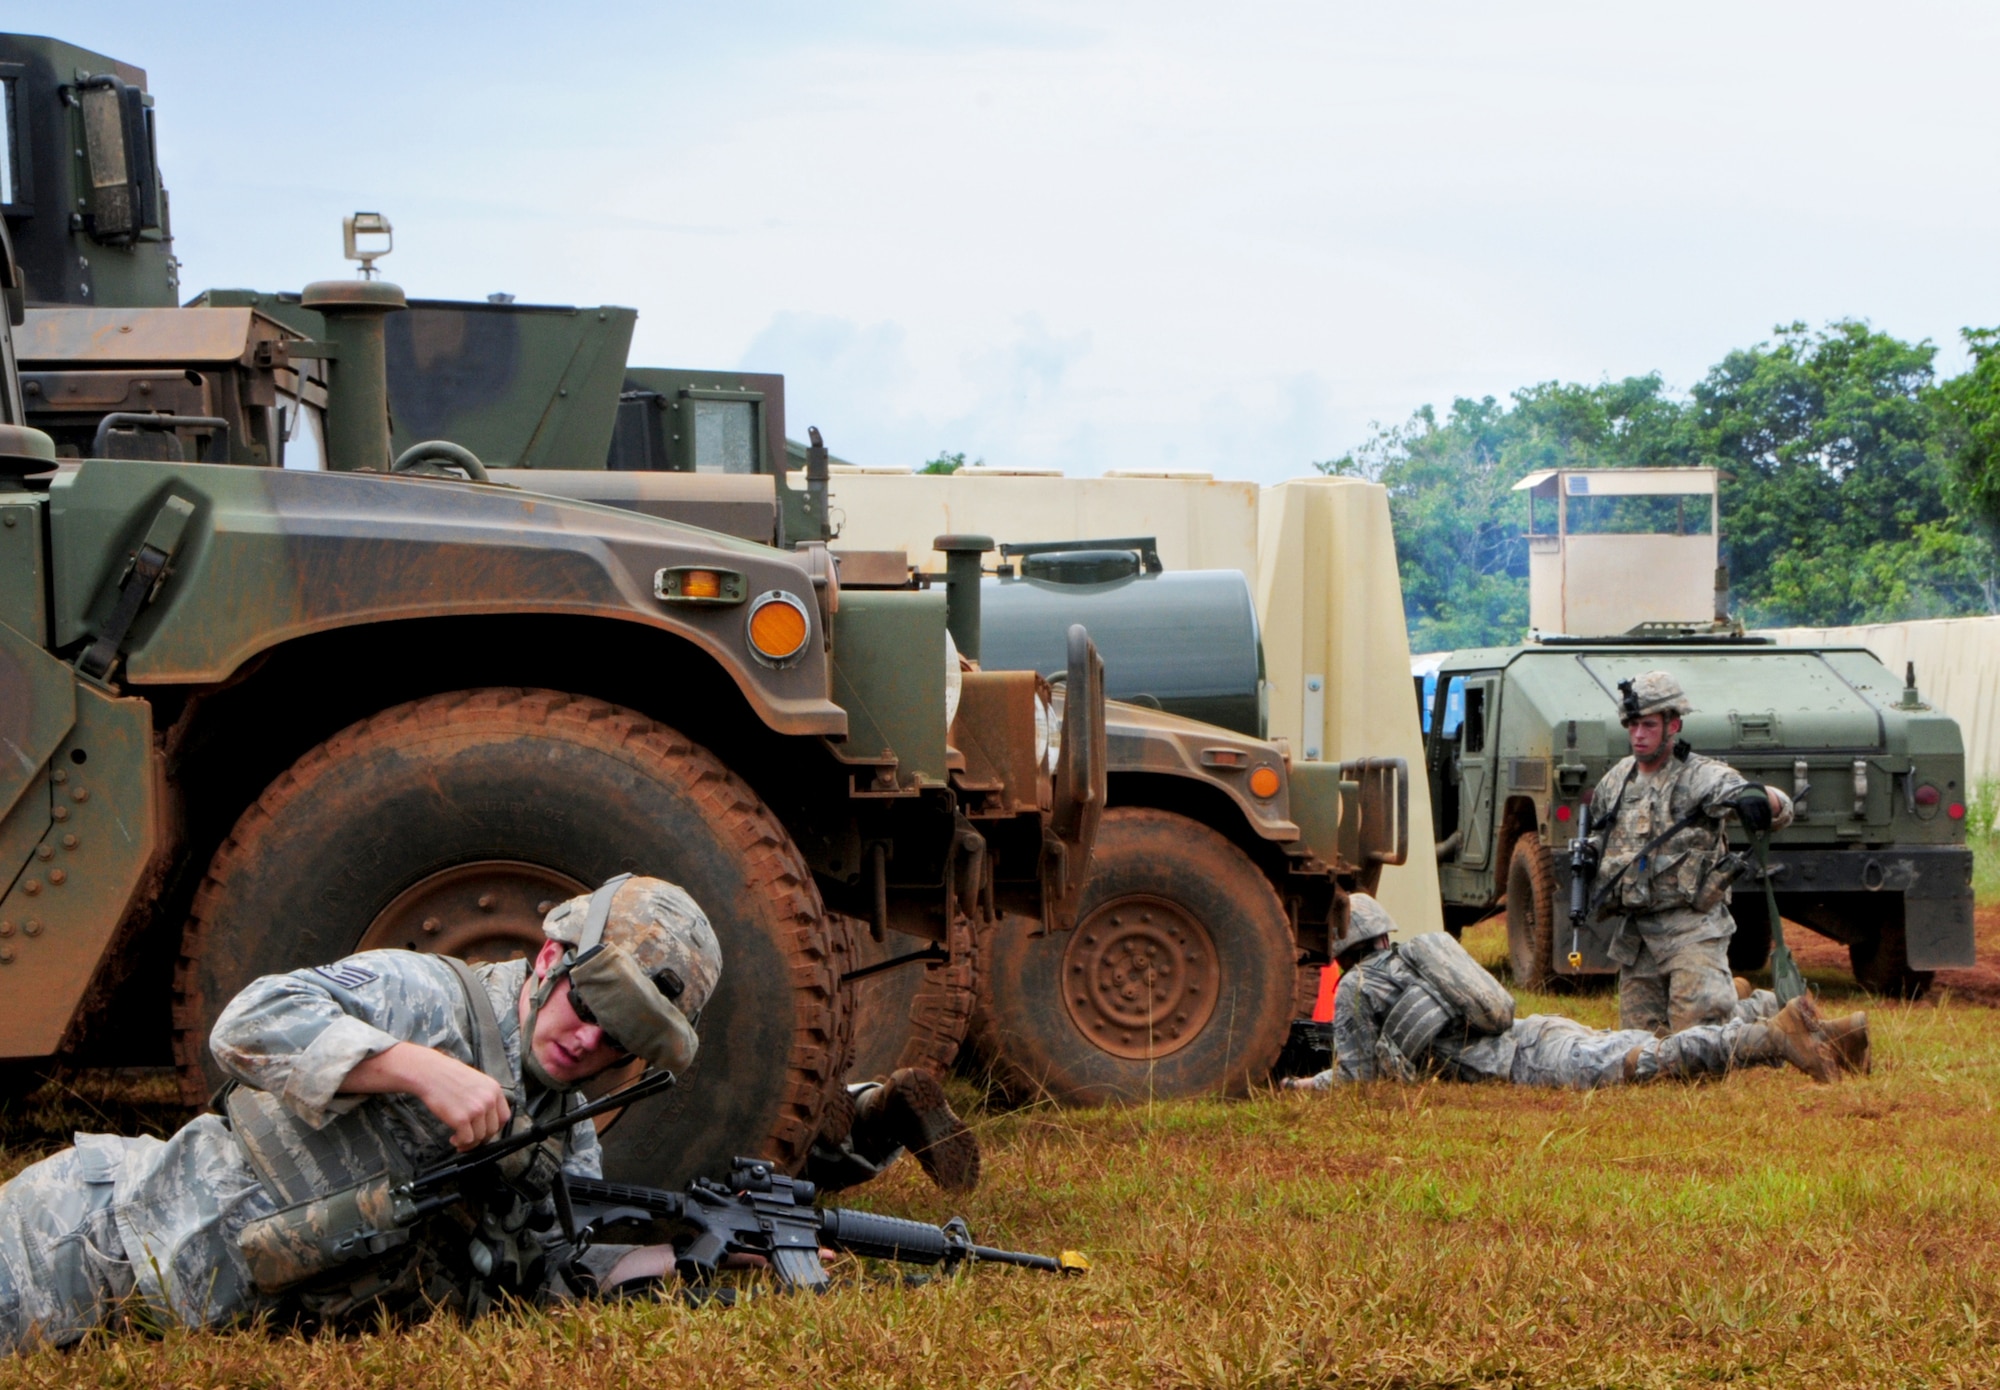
[944,629,963,730]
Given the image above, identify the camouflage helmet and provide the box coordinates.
[1619,670,1693,723]
[543,876,722,1015]
[534,874,723,1076]
[1328,892,1396,959]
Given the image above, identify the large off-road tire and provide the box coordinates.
[1849,921,1934,1000]
[1505,832,1558,990]
[173,689,850,1185]
[845,908,978,1084]
[967,807,1295,1106]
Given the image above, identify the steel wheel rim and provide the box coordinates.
[1061,894,1220,1060]
[357,860,590,963]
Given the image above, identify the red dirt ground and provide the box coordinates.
[1787,904,2000,1006]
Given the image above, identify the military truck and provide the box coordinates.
[1425,466,1976,998]
[494,365,1412,1105]
[0,36,1110,1184]
[2,29,1407,1106]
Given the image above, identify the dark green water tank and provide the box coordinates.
[979,569,1264,736]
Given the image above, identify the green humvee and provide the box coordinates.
[1424,636,1976,997]
[1,29,1408,1108]
[0,36,1107,1185]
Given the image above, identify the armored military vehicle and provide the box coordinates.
[2,30,1407,1106]
[1426,466,1975,998]
[0,35,1108,1184]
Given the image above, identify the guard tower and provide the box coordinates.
[1513,466,1721,637]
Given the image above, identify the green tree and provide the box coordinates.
[1690,320,1989,625]
[1320,376,1691,650]
[1327,321,1996,649]
[1936,326,2000,535]
[921,451,977,475]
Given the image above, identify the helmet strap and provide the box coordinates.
[522,873,636,1094]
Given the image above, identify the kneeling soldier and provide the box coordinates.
[0,874,719,1352]
[1284,896,1868,1093]
[1585,670,1794,1034]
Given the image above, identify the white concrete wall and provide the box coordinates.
[826,471,1261,575]
[1253,478,1443,936]
[1758,616,2000,784]
[823,468,1445,935]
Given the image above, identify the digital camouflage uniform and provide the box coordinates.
[0,951,597,1353]
[1588,749,1792,1034]
[1294,938,1800,1091]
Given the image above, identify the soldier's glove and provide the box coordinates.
[1734,787,1774,833]
[498,1134,565,1200]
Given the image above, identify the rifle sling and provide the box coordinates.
[1585,765,1727,919]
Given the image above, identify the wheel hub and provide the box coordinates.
[1061,895,1219,1060]
[357,861,589,963]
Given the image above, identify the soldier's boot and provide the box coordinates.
[851,1068,981,1193]
[1733,976,1754,1000]
[1814,1010,1872,1075]
[1747,995,1842,1083]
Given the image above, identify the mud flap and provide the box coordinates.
[1041,625,1106,933]
[1906,893,1977,970]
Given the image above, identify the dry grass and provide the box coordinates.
[1,921,1997,1389]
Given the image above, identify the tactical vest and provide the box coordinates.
[1368,933,1516,1079]
[228,957,563,1324]
[1592,755,1745,916]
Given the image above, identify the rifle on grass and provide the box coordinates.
[565,1157,1089,1292]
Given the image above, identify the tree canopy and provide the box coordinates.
[1324,320,2000,651]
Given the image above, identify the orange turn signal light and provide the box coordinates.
[681,569,723,599]
[1248,766,1281,799]
[747,593,811,663]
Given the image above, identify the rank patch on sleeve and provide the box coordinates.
[312,961,380,991]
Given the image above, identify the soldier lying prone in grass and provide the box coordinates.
[1284,896,1868,1093]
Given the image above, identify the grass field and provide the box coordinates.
[0,918,1996,1389]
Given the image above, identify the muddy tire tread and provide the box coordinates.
[172,688,850,1173]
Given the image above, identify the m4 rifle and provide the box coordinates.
[565,1156,1087,1291]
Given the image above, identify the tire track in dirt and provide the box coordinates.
[1786,907,2000,1006]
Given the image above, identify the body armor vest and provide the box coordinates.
[229,958,559,1324]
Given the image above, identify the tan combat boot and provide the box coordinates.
[1761,995,1842,1083]
[851,1068,982,1193]
[1814,1010,1871,1075]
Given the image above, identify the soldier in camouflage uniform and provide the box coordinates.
[0,875,720,1353]
[1284,895,1868,1093]
[1583,670,1795,1034]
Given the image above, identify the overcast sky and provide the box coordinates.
[45,2,2000,482]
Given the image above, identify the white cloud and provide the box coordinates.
[48,0,2000,482]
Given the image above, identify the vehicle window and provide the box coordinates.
[693,399,757,474]
[1463,686,1486,753]
[1420,673,1465,737]
[0,79,16,206]
[1564,492,1713,536]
